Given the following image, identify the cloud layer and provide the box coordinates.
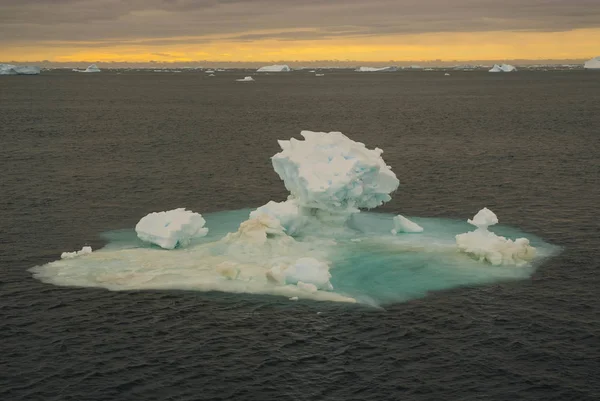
[2,0,600,45]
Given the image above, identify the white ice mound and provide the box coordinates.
[489,64,516,72]
[456,208,536,266]
[236,76,254,82]
[61,246,93,259]
[467,207,498,229]
[584,57,600,70]
[356,66,398,72]
[0,64,41,75]
[267,257,333,290]
[249,199,307,236]
[391,215,423,234]
[257,64,291,72]
[272,131,399,214]
[135,208,208,249]
[84,64,101,73]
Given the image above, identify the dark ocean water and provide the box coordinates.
[1,70,599,400]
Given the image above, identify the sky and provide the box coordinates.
[1,0,599,63]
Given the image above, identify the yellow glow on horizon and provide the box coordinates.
[2,28,599,62]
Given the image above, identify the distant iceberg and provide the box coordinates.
[135,208,209,249]
[236,76,254,82]
[0,63,41,75]
[584,57,600,70]
[74,64,101,73]
[257,64,291,72]
[489,64,517,72]
[356,66,398,72]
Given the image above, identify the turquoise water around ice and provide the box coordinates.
[37,209,559,305]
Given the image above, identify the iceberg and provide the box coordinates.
[456,208,536,266]
[356,66,398,72]
[236,76,254,82]
[584,57,600,70]
[256,64,291,72]
[74,64,101,73]
[61,246,93,259]
[135,208,208,249]
[391,215,423,234]
[489,64,517,72]
[0,64,41,75]
[271,131,399,216]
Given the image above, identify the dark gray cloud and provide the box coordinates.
[1,0,599,45]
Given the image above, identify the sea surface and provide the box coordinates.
[1,70,599,400]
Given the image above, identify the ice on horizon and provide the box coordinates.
[0,64,40,75]
[584,57,600,70]
[236,76,254,82]
[356,66,398,72]
[489,64,517,72]
[257,64,291,72]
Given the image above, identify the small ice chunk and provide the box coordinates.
[135,208,208,249]
[456,208,536,266]
[61,246,93,259]
[236,76,254,82]
[467,207,498,229]
[289,297,299,301]
[392,215,423,233]
[267,257,333,290]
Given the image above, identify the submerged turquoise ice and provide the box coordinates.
[32,208,559,306]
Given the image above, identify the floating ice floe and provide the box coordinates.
[135,208,208,249]
[356,66,398,72]
[0,64,41,75]
[391,215,423,234]
[456,208,536,266]
[61,246,93,259]
[236,76,254,82]
[315,73,325,77]
[489,64,517,72]
[584,57,600,70]
[257,64,291,72]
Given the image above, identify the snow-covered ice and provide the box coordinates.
[61,246,93,259]
[391,215,423,234]
[271,131,399,215]
[0,64,41,75]
[356,66,398,72]
[135,208,208,249]
[584,57,600,70]
[456,208,536,266]
[489,64,517,72]
[257,64,291,72]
